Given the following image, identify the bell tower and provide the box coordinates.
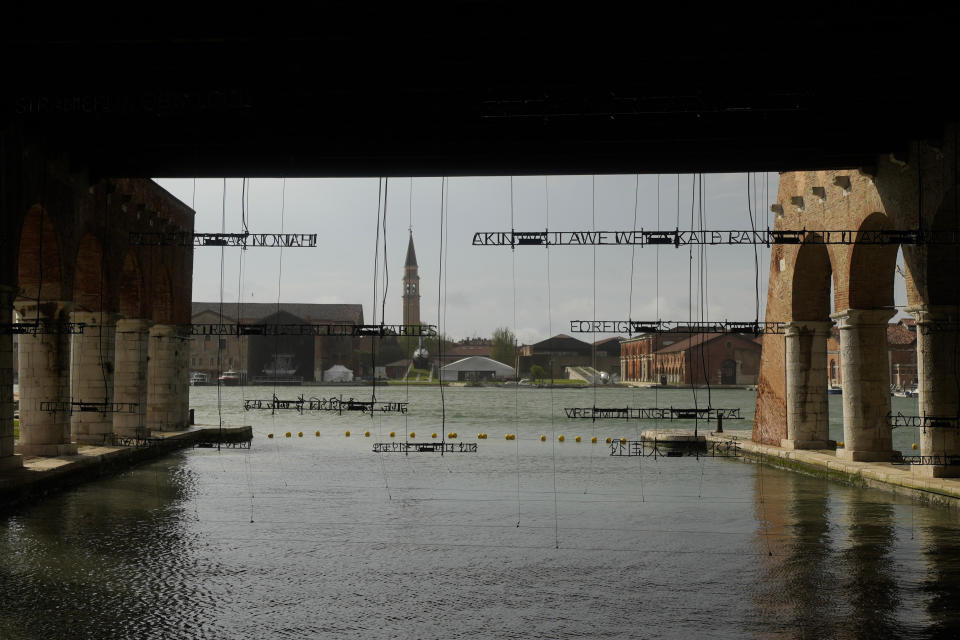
[402,230,420,326]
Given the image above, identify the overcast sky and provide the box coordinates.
[154,175,908,344]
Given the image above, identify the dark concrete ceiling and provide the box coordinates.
[5,5,959,177]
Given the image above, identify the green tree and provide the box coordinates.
[491,327,517,367]
[529,364,546,385]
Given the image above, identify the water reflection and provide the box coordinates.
[0,453,208,640]
[1,386,960,638]
[920,521,960,635]
[752,467,840,638]
[839,497,901,638]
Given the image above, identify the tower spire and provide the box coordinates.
[402,229,421,326]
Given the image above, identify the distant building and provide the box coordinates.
[439,356,515,382]
[621,332,762,386]
[190,302,363,382]
[518,334,621,379]
[403,230,421,327]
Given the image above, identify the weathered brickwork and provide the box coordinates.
[0,141,194,461]
[755,127,960,473]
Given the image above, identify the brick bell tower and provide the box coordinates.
[402,230,421,326]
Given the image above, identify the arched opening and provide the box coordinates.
[834,212,899,461]
[913,189,960,472]
[791,241,833,321]
[847,212,899,311]
[783,239,836,448]
[73,234,106,312]
[117,251,144,319]
[927,193,960,307]
[17,205,62,302]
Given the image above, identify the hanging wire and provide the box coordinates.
[272,178,288,487]
[216,178,227,442]
[509,176,521,526]
[438,176,449,450]
[545,175,559,548]
[586,175,597,494]
[371,177,391,498]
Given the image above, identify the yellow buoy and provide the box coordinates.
[505,434,511,440]
[605,437,612,444]
[344,430,350,437]
[448,432,457,439]
[575,435,581,443]
[390,431,396,437]
[559,435,565,442]
[479,433,484,439]
[410,432,416,438]
[285,432,291,438]
[315,431,320,437]
[912,442,919,450]
[621,437,627,444]
[365,431,370,437]
[837,441,844,447]
[432,432,438,438]
[540,435,546,441]
[267,433,274,439]
[591,436,597,443]
[298,432,303,438]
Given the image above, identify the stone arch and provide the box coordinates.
[846,212,899,311]
[152,269,174,324]
[73,233,107,312]
[791,240,833,321]
[17,205,62,301]
[117,251,144,318]
[926,191,960,306]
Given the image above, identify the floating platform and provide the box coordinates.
[610,429,741,458]
[373,442,477,454]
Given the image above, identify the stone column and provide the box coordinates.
[113,318,152,438]
[907,304,960,477]
[69,311,119,444]
[15,300,77,456]
[831,308,896,462]
[0,286,21,469]
[782,320,834,449]
[147,324,190,432]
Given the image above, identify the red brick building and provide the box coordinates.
[621,332,762,386]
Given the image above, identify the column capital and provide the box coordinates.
[0,284,17,308]
[14,299,74,319]
[116,318,154,333]
[904,304,957,325]
[783,320,833,336]
[830,308,896,328]
[69,310,122,326]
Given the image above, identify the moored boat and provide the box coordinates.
[218,370,241,385]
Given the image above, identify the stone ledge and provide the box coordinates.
[709,434,960,508]
[0,425,252,513]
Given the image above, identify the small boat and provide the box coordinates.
[218,370,241,385]
[190,372,209,386]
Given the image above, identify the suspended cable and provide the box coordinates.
[509,175,521,526]
[545,175,559,548]
[438,176,448,445]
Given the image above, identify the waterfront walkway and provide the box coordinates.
[0,425,252,512]
[711,433,960,508]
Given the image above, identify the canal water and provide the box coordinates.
[1,385,957,638]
